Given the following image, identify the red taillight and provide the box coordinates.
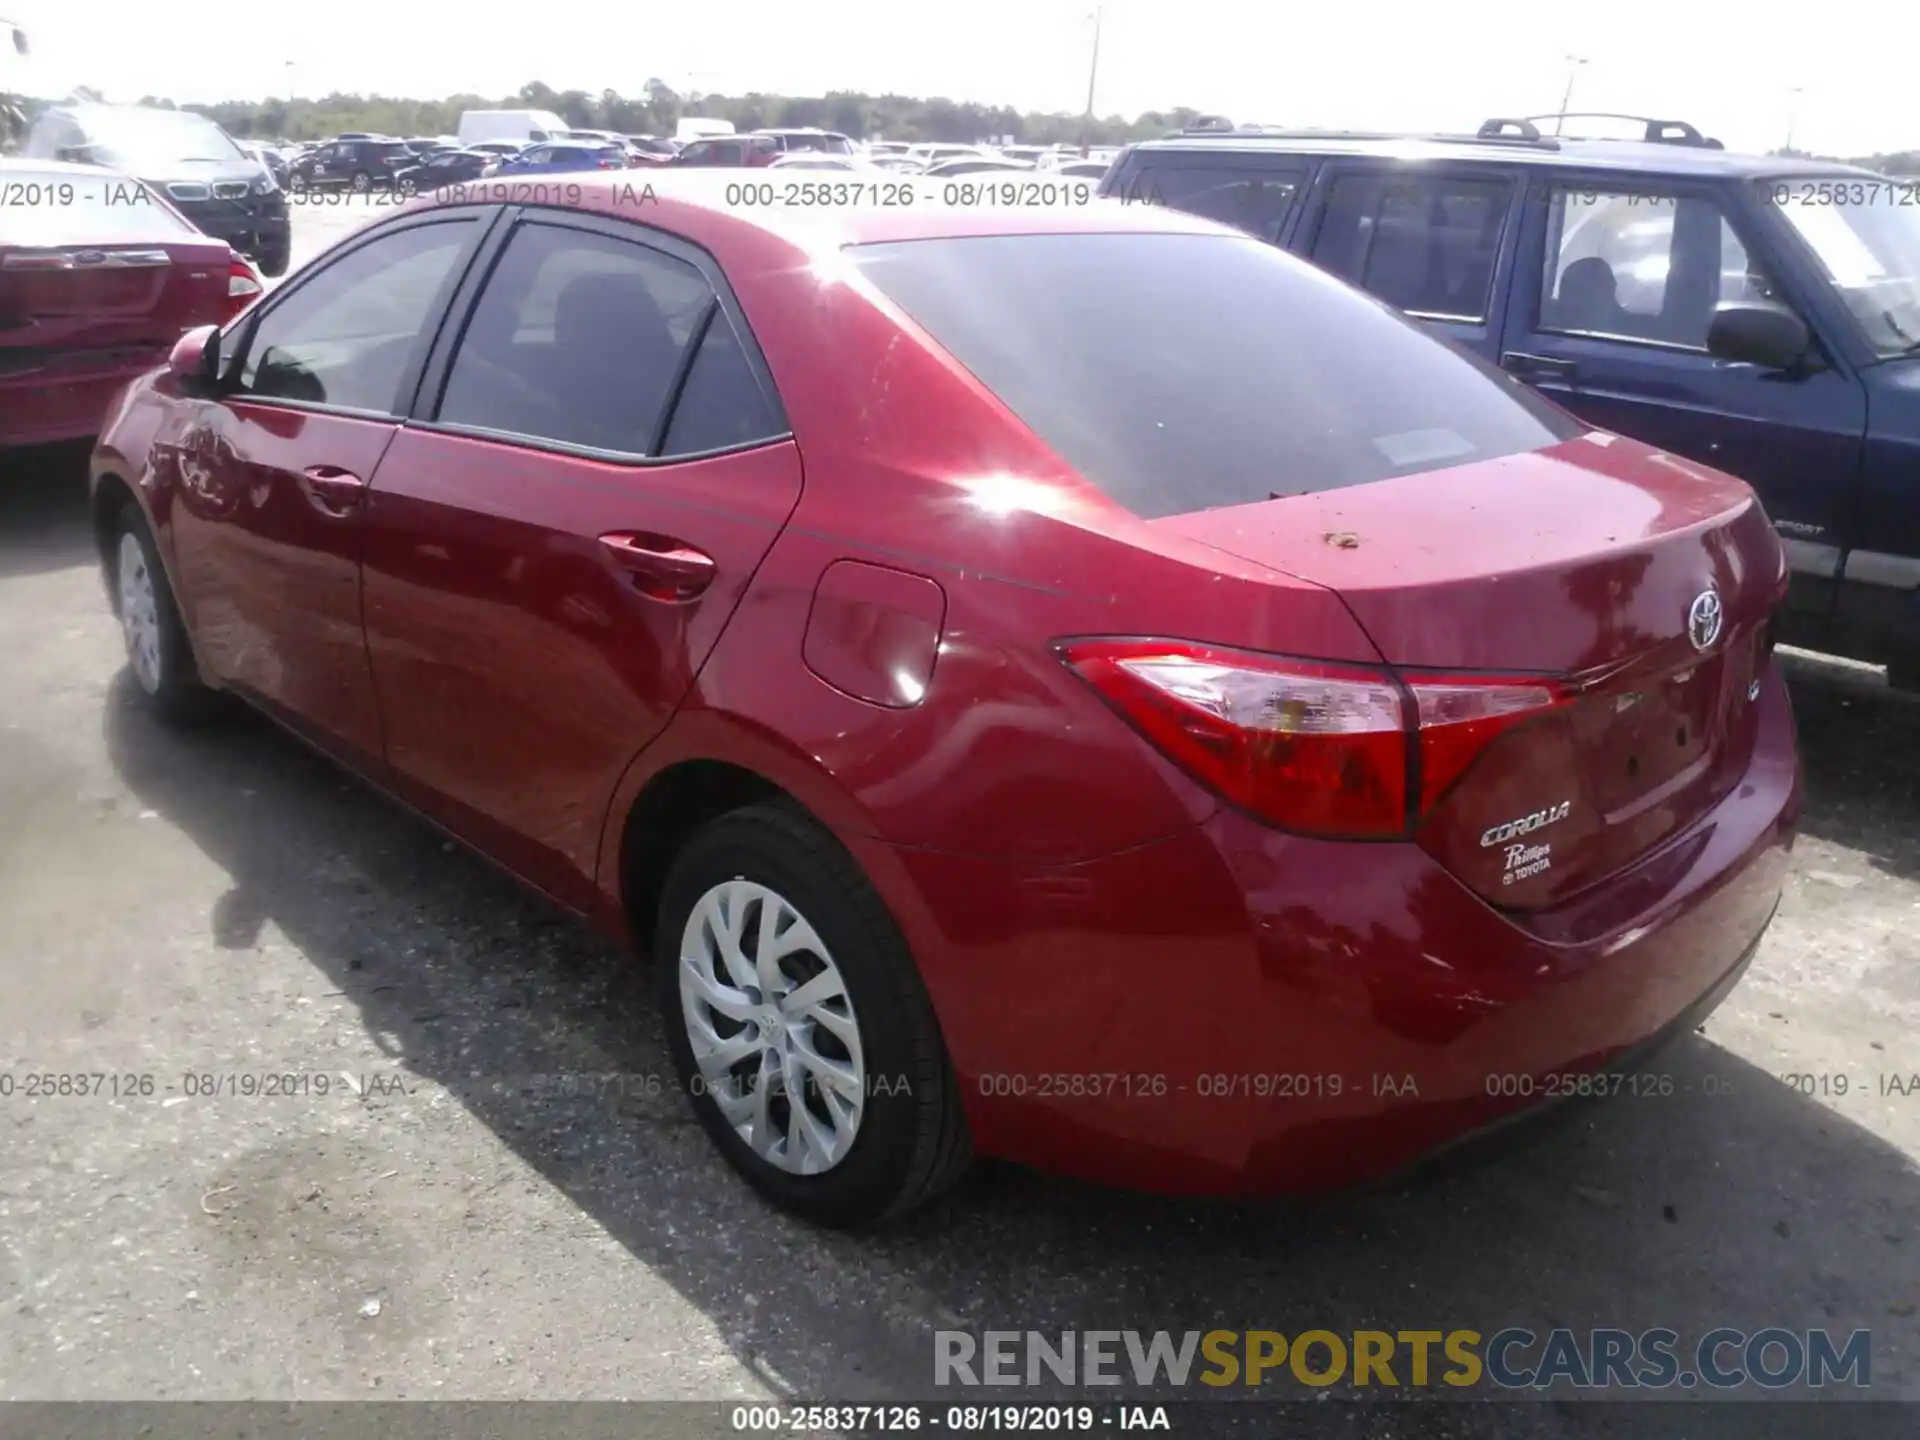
[1058,641,1409,838]
[225,255,264,320]
[1058,640,1566,840]
[1406,675,1569,814]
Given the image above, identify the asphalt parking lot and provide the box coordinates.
[3,200,1920,1433]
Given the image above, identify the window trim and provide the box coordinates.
[1303,162,1519,328]
[406,205,791,466]
[215,208,501,421]
[1528,177,1799,357]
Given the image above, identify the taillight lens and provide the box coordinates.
[225,256,264,319]
[1407,676,1568,813]
[1058,641,1409,838]
[1058,640,1566,840]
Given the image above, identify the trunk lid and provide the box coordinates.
[1157,433,1787,908]
[0,171,232,374]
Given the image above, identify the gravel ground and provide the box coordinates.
[1,202,1919,1436]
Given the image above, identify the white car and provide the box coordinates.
[768,153,880,172]
[904,143,996,168]
[924,157,1036,178]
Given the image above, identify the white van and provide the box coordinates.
[456,110,570,147]
[674,118,735,143]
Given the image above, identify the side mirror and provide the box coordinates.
[1707,302,1812,372]
[168,325,222,394]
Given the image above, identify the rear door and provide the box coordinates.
[1500,174,1867,610]
[1290,160,1524,361]
[359,210,801,908]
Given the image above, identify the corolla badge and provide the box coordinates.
[1688,589,1724,652]
[1480,800,1572,849]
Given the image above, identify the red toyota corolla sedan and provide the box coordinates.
[90,176,1799,1227]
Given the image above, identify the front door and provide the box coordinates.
[1499,176,1867,603]
[359,212,801,907]
[166,212,488,764]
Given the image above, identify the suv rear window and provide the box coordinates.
[851,232,1583,520]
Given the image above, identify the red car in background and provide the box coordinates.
[89,178,1798,1228]
[1,157,260,450]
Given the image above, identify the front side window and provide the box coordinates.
[852,232,1582,520]
[1764,181,1920,358]
[231,220,475,411]
[1310,172,1511,323]
[1539,187,1781,348]
[436,223,714,453]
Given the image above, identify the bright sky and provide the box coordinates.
[4,0,1914,158]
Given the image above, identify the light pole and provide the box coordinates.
[1555,55,1588,133]
[1080,6,1103,151]
[1784,86,1803,154]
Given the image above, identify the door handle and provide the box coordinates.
[300,465,366,515]
[1502,351,1579,383]
[599,531,717,601]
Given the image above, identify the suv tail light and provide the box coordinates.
[224,254,264,320]
[1057,639,1567,840]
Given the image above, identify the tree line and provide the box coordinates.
[115,80,1212,147]
[29,81,1917,171]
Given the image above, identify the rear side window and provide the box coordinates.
[437,222,716,454]
[1117,164,1302,243]
[851,233,1582,520]
[660,311,786,456]
[1310,172,1512,323]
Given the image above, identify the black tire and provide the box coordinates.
[350,171,372,193]
[655,800,972,1228]
[109,502,219,725]
[1891,657,1920,694]
[255,239,291,278]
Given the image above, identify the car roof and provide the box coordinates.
[1122,132,1882,180]
[409,169,1234,250]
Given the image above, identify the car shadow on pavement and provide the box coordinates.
[0,442,96,582]
[1781,650,1920,885]
[102,656,1920,1412]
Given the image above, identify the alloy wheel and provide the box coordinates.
[677,878,867,1175]
[117,531,163,695]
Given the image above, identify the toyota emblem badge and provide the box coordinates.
[1687,589,1724,652]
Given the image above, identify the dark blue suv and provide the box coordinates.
[1103,114,1920,687]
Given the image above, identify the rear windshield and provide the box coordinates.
[0,171,195,243]
[850,232,1584,519]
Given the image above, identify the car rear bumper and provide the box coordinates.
[1,368,154,449]
[889,668,1799,1194]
